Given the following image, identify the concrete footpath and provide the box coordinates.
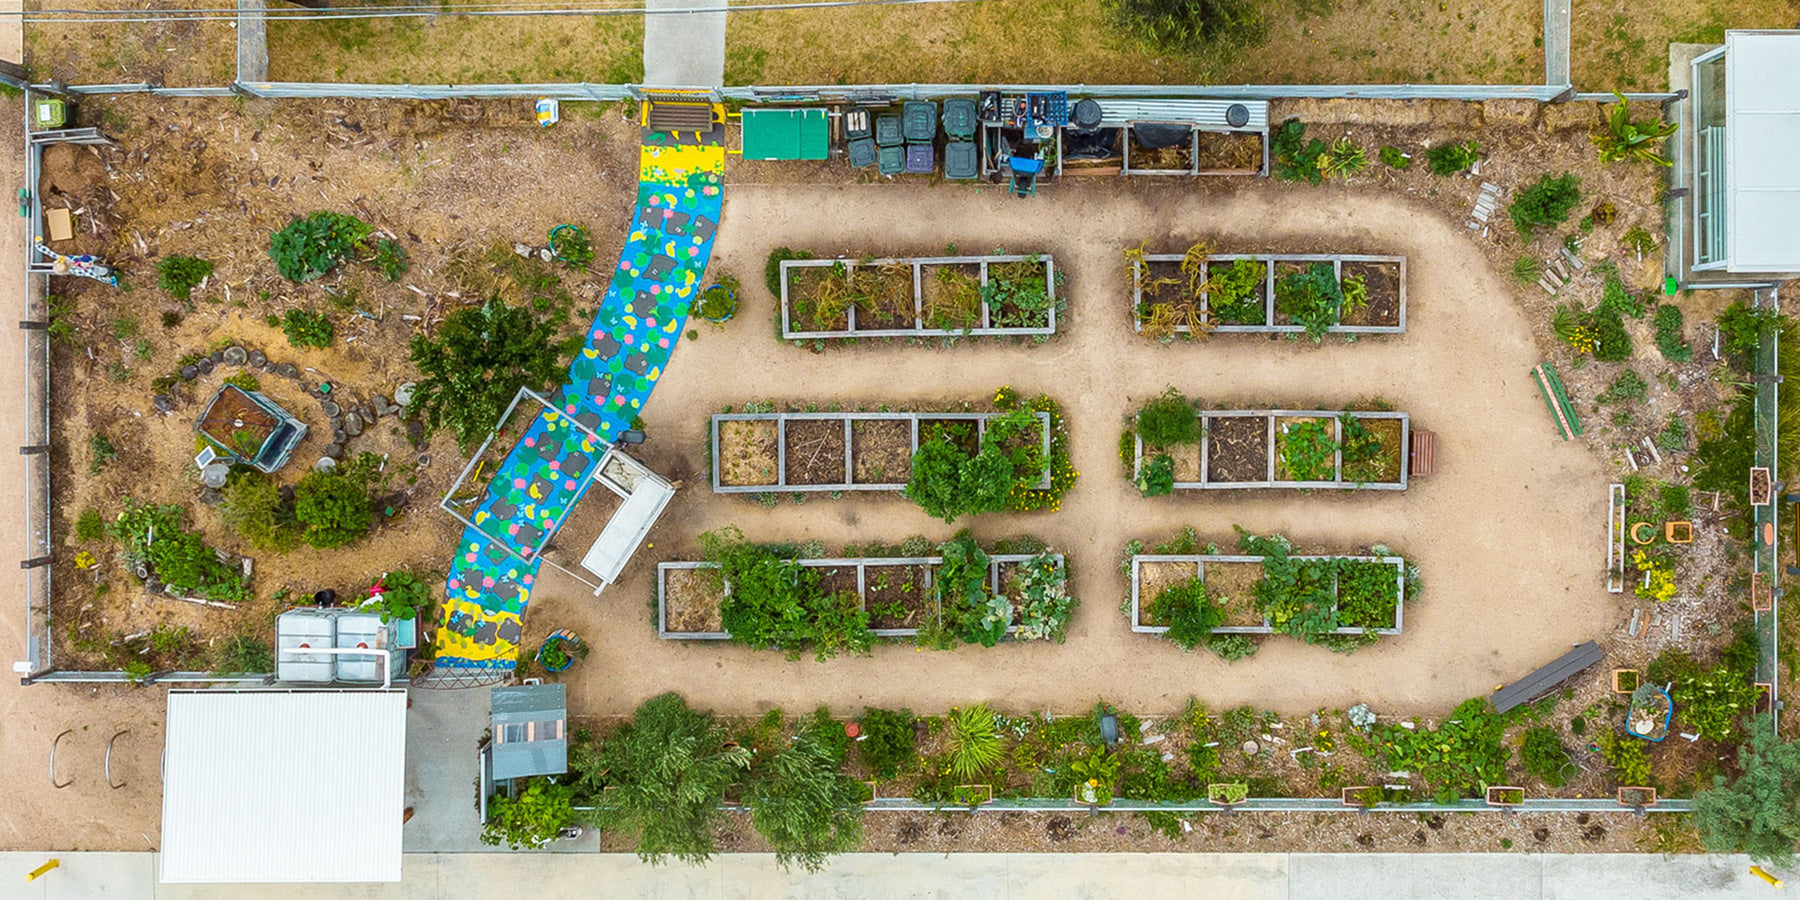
[3,851,1779,899]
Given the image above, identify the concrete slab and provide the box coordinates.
[4,852,154,900]
[1290,852,1543,900]
[1539,852,1760,899]
[642,0,726,88]
[401,686,492,853]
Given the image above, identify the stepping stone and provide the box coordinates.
[324,443,343,459]
[344,413,363,437]
[180,365,198,379]
[395,382,416,406]
[321,400,341,417]
[248,349,266,367]
[223,346,247,366]
[314,456,337,473]
[153,394,174,412]
[275,363,298,377]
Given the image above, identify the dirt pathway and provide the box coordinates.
[527,179,1617,720]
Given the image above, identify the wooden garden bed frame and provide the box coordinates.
[1128,553,1406,637]
[1129,252,1407,336]
[780,254,1057,340]
[711,410,1052,493]
[656,553,1065,639]
[1132,409,1411,491]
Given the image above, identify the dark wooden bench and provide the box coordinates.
[645,101,717,132]
[1410,429,1437,478]
[1491,640,1604,713]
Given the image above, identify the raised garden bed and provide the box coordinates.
[1129,553,1407,638]
[780,254,1057,340]
[1131,252,1406,339]
[656,550,1067,642]
[1134,409,1411,491]
[712,410,1052,494]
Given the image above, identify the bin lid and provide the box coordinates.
[944,141,979,179]
[942,98,978,138]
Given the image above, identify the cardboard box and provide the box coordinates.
[45,207,73,242]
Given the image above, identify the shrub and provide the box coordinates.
[74,508,105,543]
[1010,552,1075,642]
[1102,0,1265,55]
[1597,729,1652,786]
[407,297,580,451]
[1598,370,1647,403]
[278,309,334,348]
[1425,140,1479,176]
[858,708,918,779]
[1271,119,1326,185]
[904,409,1046,523]
[482,780,577,850]
[1521,726,1573,787]
[746,732,865,872]
[1379,145,1410,169]
[548,225,593,270]
[1693,726,1800,865]
[1512,255,1540,284]
[220,471,303,552]
[1135,388,1199,446]
[208,632,274,674]
[1591,306,1632,361]
[293,462,377,549]
[1275,263,1345,341]
[372,238,408,281]
[269,211,372,282]
[88,433,117,476]
[1374,698,1510,801]
[764,247,815,296]
[577,692,750,865]
[1154,577,1224,651]
[1655,305,1692,362]
[1509,172,1582,236]
[111,500,249,602]
[704,527,873,660]
[1318,136,1366,181]
[1594,91,1679,166]
[155,255,213,300]
[696,273,740,322]
[936,534,1009,646]
[944,703,1004,781]
[369,570,435,622]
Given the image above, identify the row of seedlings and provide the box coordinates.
[657,541,1070,645]
[1134,408,1411,491]
[712,410,1051,493]
[781,253,1057,339]
[1129,553,1407,638]
[1131,251,1406,338]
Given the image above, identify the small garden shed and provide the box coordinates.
[490,683,568,780]
[196,383,307,473]
[740,108,829,161]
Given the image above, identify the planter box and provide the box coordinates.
[657,553,1064,640]
[1616,786,1657,808]
[1485,786,1525,807]
[1665,521,1693,543]
[1612,669,1640,693]
[1073,783,1114,807]
[952,784,993,806]
[1130,553,1406,637]
[1341,786,1378,808]
[712,410,1052,494]
[1131,253,1407,337]
[1134,409,1411,492]
[780,254,1057,340]
[1753,570,1774,612]
[1757,682,1774,714]
[1207,783,1248,806]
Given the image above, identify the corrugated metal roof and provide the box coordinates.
[1724,31,1800,272]
[1097,99,1269,131]
[492,683,565,719]
[160,690,407,884]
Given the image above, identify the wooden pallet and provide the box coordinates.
[1492,640,1604,713]
[1532,362,1582,440]
[1466,182,1503,237]
[644,100,718,132]
[1409,429,1437,477]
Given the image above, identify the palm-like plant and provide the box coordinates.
[1318,137,1368,181]
[1594,91,1678,166]
[944,703,1005,781]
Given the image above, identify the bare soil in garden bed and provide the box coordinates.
[782,418,849,486]
[850,263,917,331]
[815,563,860,599]
[866,564,931,630]
[1196,132,1264,172]
[1345,416,1406,485]
[1205,561,1268,629]
[787,266,852,332]
[663,567,725,634]
[1135,561,1195,627]
[1129,137,1192,172]
[1205,416,1268,484]
[1160,441,1203,484]
[851,419,913,485]
[920,263,983,331]
[1339,260,1403,327]
[717,420,779,486]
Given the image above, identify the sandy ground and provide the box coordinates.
[523,179,1619,722]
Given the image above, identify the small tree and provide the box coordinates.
[1693,725,1800,866]
[408,298,579,451]
[156,255,213,301]
[746,733,865,872]
[293,457,379,549]
[1509,172,1583,237]
[482,780,577,850]
[220,471,303,552]
[583,692,750,865]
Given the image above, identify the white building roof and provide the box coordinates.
[1726,30,1800,273]
[160,689,407,884]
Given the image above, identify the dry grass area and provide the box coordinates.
[1571,0,1800,91]
[41,95,641,670]
[725,0,1540,86]
[268,15,644,84]
[24,0,237,86]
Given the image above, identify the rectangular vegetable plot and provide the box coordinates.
[1137,409,1411,491]
[1131,253,1405,339]
[712,411,1052,493]
[781,254,1057,339]
[1129,554,1406,637]
[656,553,1064,639]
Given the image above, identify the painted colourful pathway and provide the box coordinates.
[434,129,724,670]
